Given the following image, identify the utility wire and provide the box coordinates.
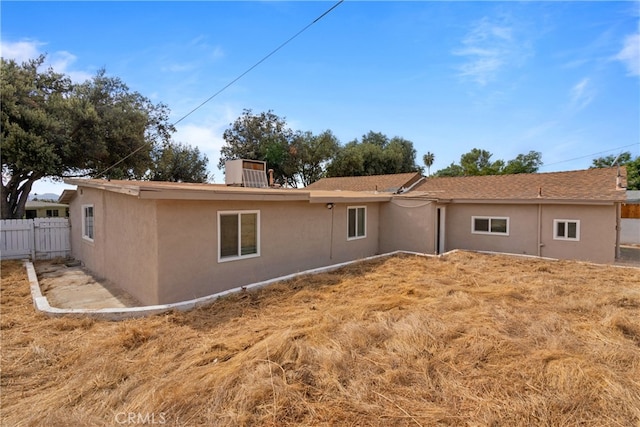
[95,0,344,179]
[539,143,639,169]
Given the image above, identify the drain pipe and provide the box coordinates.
[537,203,542,257]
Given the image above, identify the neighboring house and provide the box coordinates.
[62,166,626,306]
[621,190,640,245]
[24,200,69,219]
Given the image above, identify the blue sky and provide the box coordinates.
[2,1,639,195]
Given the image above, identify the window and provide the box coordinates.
[46,209,59,217]
[472,216,509,235]
[82,205,94,241]
[348,206,366,240]
[554,219,580,241]
[218,211,260,262]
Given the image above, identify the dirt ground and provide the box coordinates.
[2,251,639,426]
[30,247,640,310]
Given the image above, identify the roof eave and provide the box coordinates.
[444,198,623,205]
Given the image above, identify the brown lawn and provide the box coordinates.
[1,251,640,426]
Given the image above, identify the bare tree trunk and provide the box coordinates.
[1,172,41,219]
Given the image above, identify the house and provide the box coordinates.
[381,168,627,263]
[62,166,626,306]
[24,200,69,219]
[61,179,392,305]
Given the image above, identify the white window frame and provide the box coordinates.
[347,206,367,240]
[553,219,580,241]
[471,216,509,236]
[82,204,94,242]
[218,210,260,262]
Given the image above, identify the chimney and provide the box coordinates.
[268,169,274,187]
[616,165,624,189]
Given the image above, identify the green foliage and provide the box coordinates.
[1,57,175,218]
[591,152,632,169]
[68,69,174,180]
[149,142,210,183]
[291,130,340,187]
[1,57,73,218]
[434,149,542,177]
[502,151,543,175]
[219,109,296,186]
[591,151,639,190]
[423,152,435,176]
[219,110,339,187]
[326,131,421,177]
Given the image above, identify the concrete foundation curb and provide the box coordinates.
[25,251,437,320]
[28,249,631,321]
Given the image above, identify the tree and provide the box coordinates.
[434,148,542,177]
[591,152,632,168]
[291,130,340,186]
[1,56,72,218]
[68,69,174,180]
[219,110,342,187]
[1,57,175,219]
[591,151,639,190]
[149,142,210,183]
[326,131,421,177]
[423,152,435,176]
[219,109,297,186]
[502,151,543,174]
[460,148,504,176]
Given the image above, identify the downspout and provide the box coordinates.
[537,203,542,257]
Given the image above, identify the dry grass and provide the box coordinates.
[2,251,640,426]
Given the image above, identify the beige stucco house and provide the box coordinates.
[24,200,69,218]
[62,166,626,305]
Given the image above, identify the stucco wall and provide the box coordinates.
[444,203,617,263]
[621,219,640,244]
[445,204,539,256]
[154,200,381,304]
[379,199,435,254]
[69,189,159,305]
[539,204,617,263]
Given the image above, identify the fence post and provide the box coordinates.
[30,220,35,260]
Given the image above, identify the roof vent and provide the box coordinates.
[225,159,268,188]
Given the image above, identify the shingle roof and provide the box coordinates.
[305,172,423,192]
[409,167,626,202]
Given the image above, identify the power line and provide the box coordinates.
[173,0,343,127]
[539,143,639,169]
[95,0,344,179]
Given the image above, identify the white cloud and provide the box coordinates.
[0,39,43,62]
[615,32,640,76]
[453,16,530,86]
[570,77,595,111]
[0,39,92,82]
[172,105,238,183]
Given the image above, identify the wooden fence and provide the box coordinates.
[0,218,71,260]
[622,203,640,219]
